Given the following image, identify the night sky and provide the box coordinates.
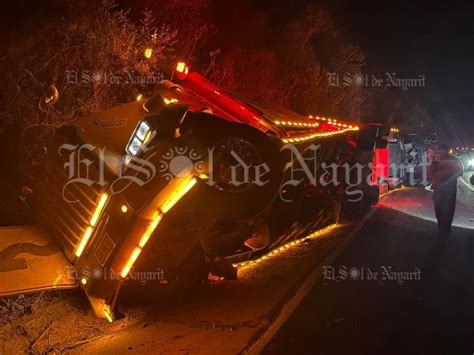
[329,0,474,146]
[2,0,474,145]
[255,0,474,145]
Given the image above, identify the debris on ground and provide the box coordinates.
[0,290,139,353]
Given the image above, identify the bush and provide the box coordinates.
[0,0,176,181]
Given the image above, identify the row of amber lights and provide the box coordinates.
[119,175,199,278]
[233,223,339,269]
[390,128,400,133]
[309,115,359,129]
[282,127,359,144]
[75,193,109,257]
[274,120,320,128]
[233,186,410,271]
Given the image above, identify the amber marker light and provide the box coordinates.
[144,47,153,59]
[163,97,178,105]
[176,61,188,74]
[75,193,109,257]
[175,61,189,80]
[90,193,108,227]
[160,177,198,213]
[104,305,115,323]
[119,176,199,278]
[139,212,163,248]
[75,227,93,258]
[120,247,142,278]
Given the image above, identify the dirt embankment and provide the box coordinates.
[0,290,140,353]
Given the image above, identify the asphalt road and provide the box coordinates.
[265,184,474,355]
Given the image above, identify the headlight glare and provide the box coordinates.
[125,120,154,161]
[136,121,151,141]
[128,137,142,156]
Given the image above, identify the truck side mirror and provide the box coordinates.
[470,175,474,185]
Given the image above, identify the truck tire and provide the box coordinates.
[185,113,284,221]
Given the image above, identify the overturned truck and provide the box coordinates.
[0,62,384,321]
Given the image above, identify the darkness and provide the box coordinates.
[1,0,474,145]
[252,0,474,145]
[327,0,474,146]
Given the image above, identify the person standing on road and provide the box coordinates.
[428,144,464,235]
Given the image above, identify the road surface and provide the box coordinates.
[265,181,474,355]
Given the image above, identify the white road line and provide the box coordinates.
[241,206,379,354]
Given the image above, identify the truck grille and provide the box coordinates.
[35,127,105,262]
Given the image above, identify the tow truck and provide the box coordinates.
[0,62,385,321]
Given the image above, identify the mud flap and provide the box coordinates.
[0,225,77,297]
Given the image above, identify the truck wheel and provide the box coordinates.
[185,113,284,221]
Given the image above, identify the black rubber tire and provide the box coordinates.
[185,113,284,221]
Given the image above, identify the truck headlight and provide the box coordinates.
[128,137,143,156]
[136,121,151,141]
[126,121,152,157]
